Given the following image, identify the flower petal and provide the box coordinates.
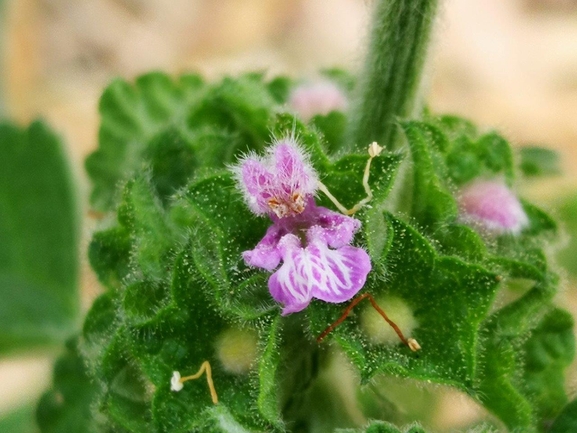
[242,224,284,271]
[268,228,371,315]
[268,234,313,315]
[314,205,361,248]
[458,180,529,235]
[272,140,318,209]
[237,157,275,215]
[306,226,371,303]
[289,81,348,121]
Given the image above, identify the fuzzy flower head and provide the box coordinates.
[235,137,318,218]
[288,81,348,122]
[458,180,529,235]
[234,138,371,315]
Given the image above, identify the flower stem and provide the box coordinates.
[317,293,420,352]
[180,361,218,404]
[347,0,439,151]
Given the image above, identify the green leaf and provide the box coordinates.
[522,308,574,427]
[555,194,577,276]
[399,121,457,228]
[170,172,274,320]
[308,214,499,388]
[475,132,514,185]
[186,74,278,155]
[0,120,79,353]
[117,174,176,280]
[37,338,101,433]
[425,116,516,187]
[193,405,262,433]
[86,72,205,211]
[127,251,270,432]
[519,146,560,177]
[430,115,477,142]
[311,111,348,155]
[475,279,558,431]
[337,420,426,433]
[550,398,577,433]
[320,68,356,94]
[257,315,284,427]
[143,127,198,203]
[82,292,119,372]
[0,404,38,433]
[267,76,293,104]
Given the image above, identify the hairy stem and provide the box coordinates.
[347,0,439,151]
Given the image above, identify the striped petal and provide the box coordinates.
[268,227,371,315]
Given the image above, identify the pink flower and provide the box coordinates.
[234,138,371,315]
[288,82,348,122]
[458,180,529,235]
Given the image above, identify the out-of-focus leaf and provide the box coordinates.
[0,121,79,354]
[519,146,561,177]
[37,339,101,433]
[85,72,205,211]
[550,398,577,433]
[0,404,38,433]
[522,308,574,428]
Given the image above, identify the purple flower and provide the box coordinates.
[288,81,348,122]
[234,138,371,315]
[458,180,529,235]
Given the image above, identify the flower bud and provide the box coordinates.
[289,81,347,121]
[458,180,529,235]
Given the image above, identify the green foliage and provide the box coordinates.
[0,404,38,433]
[0,120,79,354]
[550,398,577,433]
[555,193,577,277]
[70,68,574,432]
[86,72,287,211]
[337,421,425,433]
[519,146,561,177]
[39,52,572,433]
[37,338,101,433]
[523,308,574,426]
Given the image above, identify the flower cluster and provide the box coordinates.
[234,138,371,315]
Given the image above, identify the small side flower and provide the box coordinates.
[458,180,529,235]
[288,81,348,121]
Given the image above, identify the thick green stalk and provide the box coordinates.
[347,0,439,151]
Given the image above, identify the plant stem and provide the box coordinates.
[347,0,439,151]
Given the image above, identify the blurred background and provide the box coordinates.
[1,0,577,430]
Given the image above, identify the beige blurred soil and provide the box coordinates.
[2,0,577,430]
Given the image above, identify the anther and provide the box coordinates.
[368,141,383,158]
[407,338,421,352]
